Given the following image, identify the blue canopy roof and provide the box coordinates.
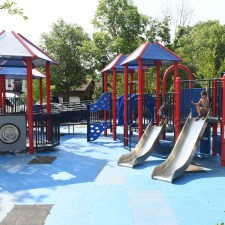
[121,41,182,66]
[0,31,58,68]
[0,67,45,79]
[102,54,142,74]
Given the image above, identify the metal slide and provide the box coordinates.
[152,112,210,183]
[118,121,166,168]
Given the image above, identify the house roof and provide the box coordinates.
[121,41,182,66]
[0,31,58,68]
[74,79,93,92]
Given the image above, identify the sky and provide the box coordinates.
[0,0,225,44]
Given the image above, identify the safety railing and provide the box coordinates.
[180,78,222,121]
[33,112,60,150]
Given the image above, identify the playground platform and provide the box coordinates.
[0,126,224,225]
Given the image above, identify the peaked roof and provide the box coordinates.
[74,78,93,91]
[121,41,182,66]
[102,54,141,74]
[0,67,45,79]
[0,31,58,68]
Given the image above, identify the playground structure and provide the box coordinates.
[86,40,225,182]
[87,42,185,145]
[0,31,60,153]
[152,111,210,182]
[87,92,111,142]
[118,120,166,167]
[0,28,224,185]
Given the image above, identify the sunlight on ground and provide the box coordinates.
[50,172,76,181]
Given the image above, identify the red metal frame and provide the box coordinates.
[104,71,108,137]
[17,33,59,65]
[163,64,193,95]
[0,76,2,109]
[2,75,5,113]
[46,61,52,141]
[221,75,225,166]
[173,62,178,88]
[174,77,181,142]
[12,31,38,59]
[212,79,218,156]
[155,61,161,126]
[26,57,34,154]
[39,78,43,106]
[124,64,129,146]
[46,61,51,114]
[102,54,124,141]
[130,70,134,94]
[138,58,144,140]
[112,68,117,140]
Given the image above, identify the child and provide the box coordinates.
[191,89,209,121]
[158,100,166,126]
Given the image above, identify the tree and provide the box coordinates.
[175,20,225,79]
[144,16,171,47]
[40,19,95,100]
[0,0,27,19]
[161,0,194,38]
[92,0,149,56]
[91,0,172,99]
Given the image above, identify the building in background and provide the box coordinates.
[52,78,95,103]
[5,79,26,93]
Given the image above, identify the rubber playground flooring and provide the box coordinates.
[0,126,224,225]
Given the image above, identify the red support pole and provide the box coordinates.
[130,70,134,94]
[212,79,218,156]
[26,57,34,154]
[174,77,181,142]
[174,62,179,142]
[156,61,161,126]
[124,64,129,146]
[221,75,225,166]
[174,62,178,89]
[2,75,6,113]
[0,76,2,109]
[104,71,108,137]
[39,77,43,106]
[46,61,52,141]
[112,68,117,141]
[46,61,51,114]
[138,58,144,140]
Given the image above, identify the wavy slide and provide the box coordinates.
[118,121,166,168]
[152,112,209,183]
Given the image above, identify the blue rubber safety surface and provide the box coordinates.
[0,126,224,225]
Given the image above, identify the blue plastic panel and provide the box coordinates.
[117,94,155,125]
[89,122,111,141]
[90,92,111,112]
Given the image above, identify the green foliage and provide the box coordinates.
[92,86,102,101]
[144,16,171,47]
[21,79,55,104]
[174,20,225,79]
[40,19,95,94]
[0,0,27,19]
[38,1,225,99]
[92,0,148,55]
[107,74,126,98]
[92,0,172,56]
[91,0,172,96]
